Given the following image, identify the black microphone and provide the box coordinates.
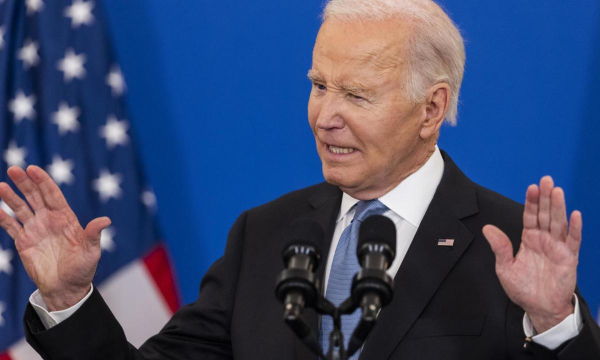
[275,218,324,322]
[347,215,396,356]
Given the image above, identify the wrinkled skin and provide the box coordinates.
[484,177,581,332]
[0,166,110,311]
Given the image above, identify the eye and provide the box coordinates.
[313,82,326,91]
[348,93,365,101]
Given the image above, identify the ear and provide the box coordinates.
[420,83,451,140]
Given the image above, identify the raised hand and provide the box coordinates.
[483,176,581,333]
[0,166,111,311]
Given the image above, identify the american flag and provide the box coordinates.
[437,238,455,247]
[0,0,179,358]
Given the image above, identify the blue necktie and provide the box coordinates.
[320,199,388,359]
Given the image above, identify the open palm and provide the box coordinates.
[0,166,110,311]
[483,176,581,333]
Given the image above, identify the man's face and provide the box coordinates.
[308,18,430,199]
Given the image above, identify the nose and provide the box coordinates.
[315,92,345,131]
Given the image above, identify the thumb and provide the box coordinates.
[84,216,112,247]
[482,224,514,272]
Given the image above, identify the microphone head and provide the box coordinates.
[357,215,396,262]
[282,218,324,265]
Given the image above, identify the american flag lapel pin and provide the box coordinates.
[438,238,455,247]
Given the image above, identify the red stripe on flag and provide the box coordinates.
[0,352,12,360]
[143,244,180,313]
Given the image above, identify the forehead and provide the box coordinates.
[312,18,411,75]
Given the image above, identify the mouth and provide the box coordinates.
[326,144,357,154]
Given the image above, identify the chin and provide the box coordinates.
[322,166,362,192]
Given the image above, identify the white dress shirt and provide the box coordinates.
[31,146,582,350]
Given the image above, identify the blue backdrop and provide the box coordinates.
[98,0,600,318]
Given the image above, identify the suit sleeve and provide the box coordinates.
[528,291,600,360]
[23,211,248,360]
[507,290,600,360]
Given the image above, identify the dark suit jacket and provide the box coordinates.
[24,151,600,359]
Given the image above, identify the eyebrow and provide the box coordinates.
[307,69,375,97]
[307,69,323,83]
[340,82,373,96]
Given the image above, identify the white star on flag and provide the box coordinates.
[0,27,5,50]
[26,0,44,15]
[57,48,86,82]
[141,189,157,210]
[18,39,40,68]
[0,301,5,327]
[106,64,126,96]
[0,245,13,275]
[52,101,81,135]
[100,226,116,251]
[93,169,123,202]
[100,115,129,149]
[0,200,15,218]
[3,141,27,168]
[8,91,36,122]
[64,0,95,28]
[47,155,75,186]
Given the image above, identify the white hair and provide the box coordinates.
[322,0,466,125]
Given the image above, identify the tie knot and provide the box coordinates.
[353,199,387,223]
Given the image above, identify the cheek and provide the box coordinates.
[307,96,319,130]
[355,117,394,154]
[358,121,410,169]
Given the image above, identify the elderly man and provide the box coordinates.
[1,0,599,359]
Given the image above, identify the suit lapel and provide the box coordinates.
[359,151,478,359]
[294,183,342,360]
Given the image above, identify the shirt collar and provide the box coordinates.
[337,146,445,227]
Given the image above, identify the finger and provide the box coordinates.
[0,182,34,223]
[550,187,568,241]
[483,224,514,272]
[26,165,68,211]
[523,184,540,229]
[7,166,46,211]
[537,176,554,231]
[84,217,111,247]
[0,206,23,240]
[566,211,582,254]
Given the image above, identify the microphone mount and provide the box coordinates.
[275,215,397,360]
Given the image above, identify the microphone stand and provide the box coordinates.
[283,288,381,360]
[278,215,396,360]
